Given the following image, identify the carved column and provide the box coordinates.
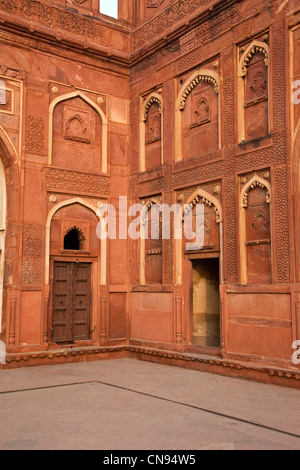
[43,286,50,344]
[8,294,17,345]
[175,296,183,344]
[100,297,107,343]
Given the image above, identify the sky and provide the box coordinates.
[100,0,118,19]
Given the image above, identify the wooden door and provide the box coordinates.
[52,262,91,343]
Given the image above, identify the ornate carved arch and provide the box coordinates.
[64,224,86,240]
[175,69,221,161]
[140,197,162,285]
[0,123,18,167]
[240,175,271,208]
[177,69,220,111]
[142,94,162,122]
[140,93,163,172]
[237,40,270,142]
[184,188,223,223]
[0,130,19,334]
[175,187,224,286]
[45,197,106,285]
[140,197,162,226]
[239,40,269,77]
[239,175,272,284]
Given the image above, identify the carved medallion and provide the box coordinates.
[147,0,165,8]
[250,70,267,96]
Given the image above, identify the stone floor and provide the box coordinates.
[0,358,299,450]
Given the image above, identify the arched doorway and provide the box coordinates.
[0,127,18,342]
[46,199,104,345]
[0,158,6,331]
[292,125,300,283]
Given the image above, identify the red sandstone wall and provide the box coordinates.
[0,0,299,379]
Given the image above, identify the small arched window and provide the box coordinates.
[0,80,6,105]
[64,228,85,251]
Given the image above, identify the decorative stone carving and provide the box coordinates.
[63,221,87,241]
[147,0,165,7]
[143,96,162,122]
[242,179,271,208]
[21,260,42,285]
[23,224,43,260]
[44,167,110,196]
[192,97,210,127]
[0,0,104,40]
[250,70,267,97]
[64,113,90,144]
[240,42,269,77]
[183,191,222,224]
[133,0,213,48]
[179,74,219,111]
[26,116,45,155]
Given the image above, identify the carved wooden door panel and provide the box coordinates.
[52,262,91,343]
[72,262,91,341]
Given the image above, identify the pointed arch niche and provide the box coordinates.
[140,93,163,172]
[239,175,272,284]
[139,197,162,285]
[0,158,6,332]
[175,69,221,162]
[48,91,108,173]
[45,197,106,286]
[175,188,223,285]
[238,40,271,143]
[292,124,300,283]
[0,124,18,336]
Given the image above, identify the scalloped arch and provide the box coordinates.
[240,175,271,208]
[142,94,163,122]
[184,188,223,223]
[177,69,220,112]
[239,40,269,77]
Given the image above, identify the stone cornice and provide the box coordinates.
[0,0,131,64]
[0,0,240,67]
[131,0,239,63]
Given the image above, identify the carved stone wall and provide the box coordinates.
[43,168,110,196]
[21,224,43,285]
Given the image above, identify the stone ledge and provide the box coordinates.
[1,344,299,388]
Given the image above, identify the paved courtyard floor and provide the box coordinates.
[0,358,299,450]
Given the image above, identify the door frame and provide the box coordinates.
[48,255,98,347]
[185,252,222,356]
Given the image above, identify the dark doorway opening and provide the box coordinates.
[192,258,220,348]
